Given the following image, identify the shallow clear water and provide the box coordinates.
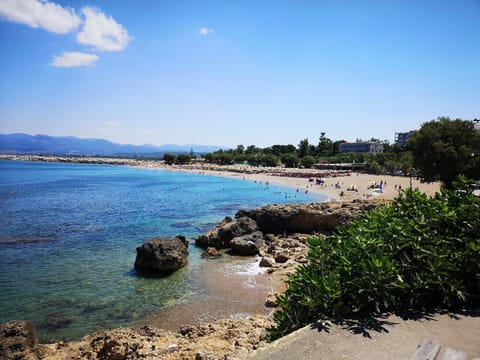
[0,160,325,342]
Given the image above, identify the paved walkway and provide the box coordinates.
[242,312,480,360]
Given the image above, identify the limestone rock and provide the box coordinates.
[259,257,275,267]
[264,233,277,244]
[0,320,39,360]
[195,216,258,249]
[201,247,221,259]
[134,236,188,273]
[236,200,378,235]
[265,294,278,308]
[230,231,264,256]
[196,216,233,248]
[195,201,375,256]
[274,253,290,263]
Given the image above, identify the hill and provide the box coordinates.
[0,133,223,157]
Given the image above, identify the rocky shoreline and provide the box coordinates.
[1,200,382,359]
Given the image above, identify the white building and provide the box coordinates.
[339,141,384,154]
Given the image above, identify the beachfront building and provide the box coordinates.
[474,119,480,131]
[395,131,414,147]
[339,140,384,154]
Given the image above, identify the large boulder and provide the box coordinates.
[134,236,188,273]
[230,231,265,256]
[236,200,378,235]
[0,320,38,360]
[195,216,258,249]
[194,201,378,258]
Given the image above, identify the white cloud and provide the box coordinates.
[51,51,98,67]
[0,2,131,68]
[77,7,131,51]
[0,0,81,34]
[199,27,213,36]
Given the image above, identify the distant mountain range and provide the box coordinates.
[0,133,224,156]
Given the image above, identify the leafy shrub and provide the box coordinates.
[269,177,480,340]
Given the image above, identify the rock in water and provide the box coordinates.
[134,236,188,273]
[230,231,265,256]
[201,247,221,259]
[195,216,258,249]
[0,320,38,360]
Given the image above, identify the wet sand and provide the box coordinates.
[136,255,277,331]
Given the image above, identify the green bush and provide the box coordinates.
[269,177,480,340]
[301,155,316,169]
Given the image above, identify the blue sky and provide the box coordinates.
[0,0,479,148]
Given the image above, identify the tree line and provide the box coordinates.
[173,135,410,173]
[163,117,480,188]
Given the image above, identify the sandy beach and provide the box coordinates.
[139,162,442,202]
[224,171,440,202]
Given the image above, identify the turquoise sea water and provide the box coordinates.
[0,160,325,342]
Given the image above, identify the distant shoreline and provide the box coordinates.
[0,154,442,202]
